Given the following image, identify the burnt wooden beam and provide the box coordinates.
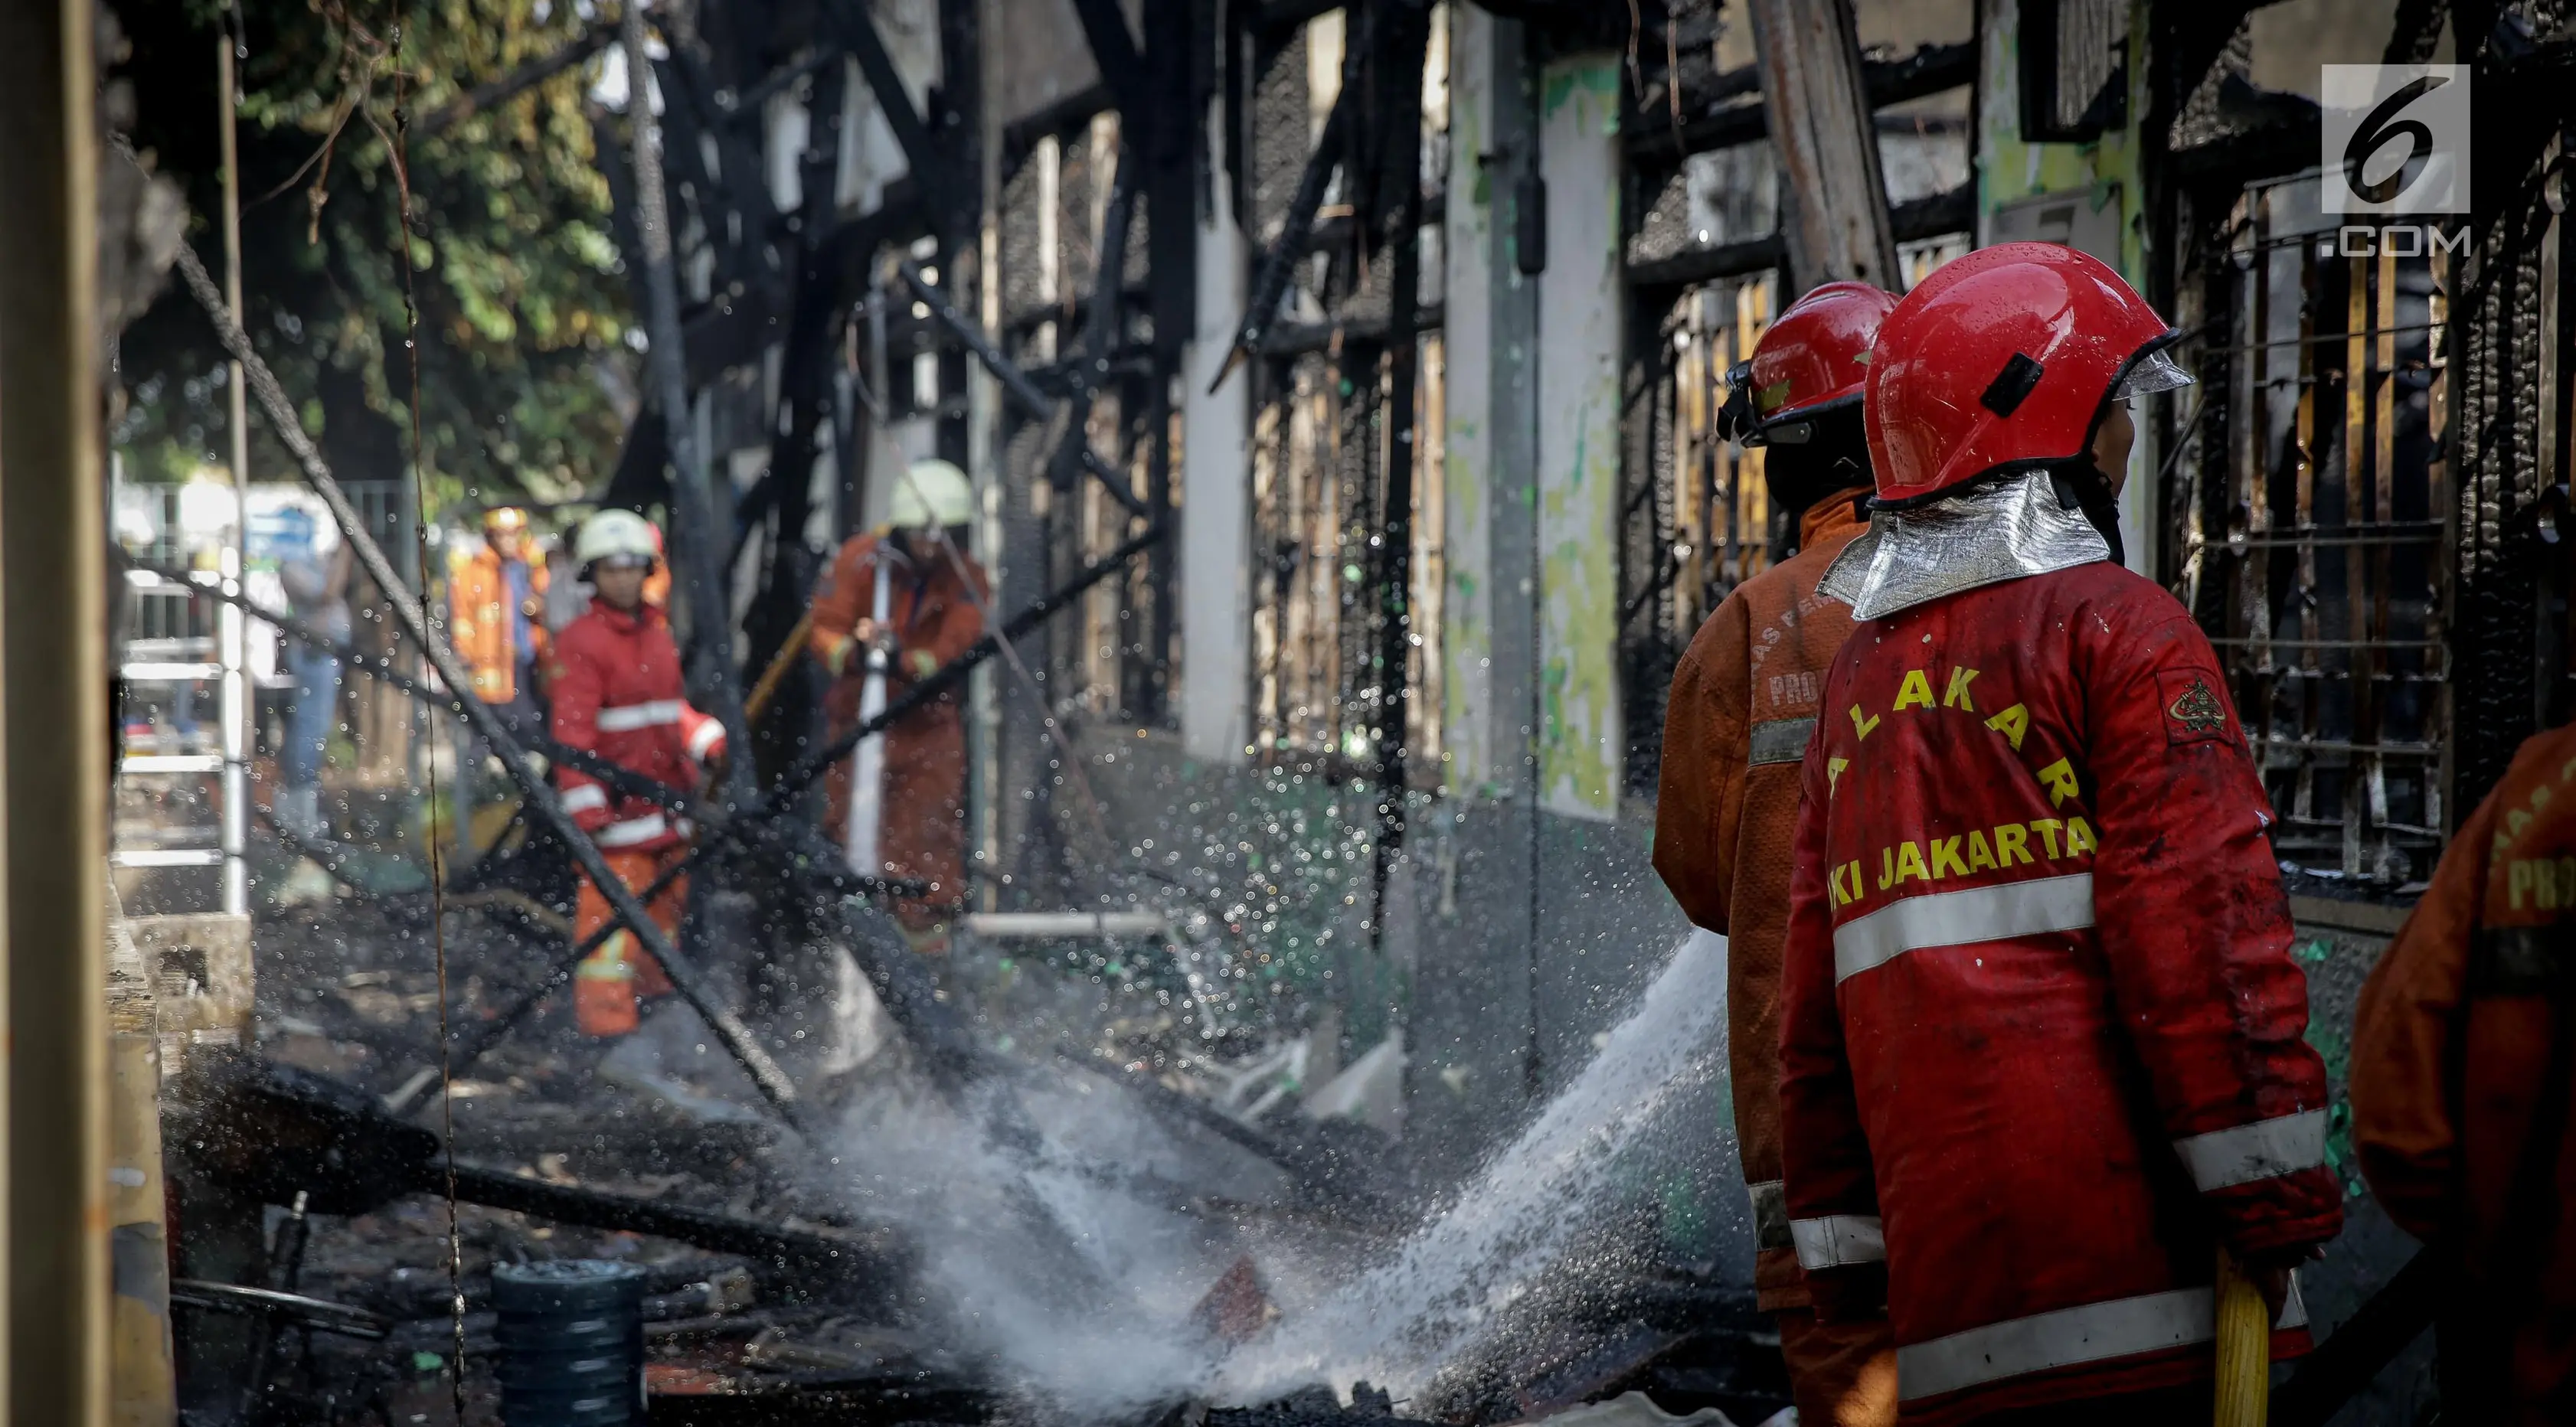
[1208,3,1375,390]
[1367,0,1437,945]
[1067,0,1150,117]
[1745,0,1897,289]
[1626,40,1976,166]
[719,44,850,125]
[824,0,951,239]
[1001,83,1116,162]
[1625,181,1972,292]
[897,257,1149,514]
[1259,0,1343,33]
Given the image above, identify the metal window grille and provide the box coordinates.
[2170,171,2453,887]
[1618,273,1778,795]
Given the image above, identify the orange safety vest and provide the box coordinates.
[446,543,550,704]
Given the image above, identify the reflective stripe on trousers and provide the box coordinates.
[1896,1276,2307,1403]
[1833,873,2096,983]
[1791,1213,1885,1269]
[594,812,672,847]
[595,699,685,732]
[2172,1108,2329,1190]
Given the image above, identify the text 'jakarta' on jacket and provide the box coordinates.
[1777,557,2342,1422]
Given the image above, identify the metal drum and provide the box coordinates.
[489,1260,646,1427]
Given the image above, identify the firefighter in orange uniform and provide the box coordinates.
[809,459,989,941]
[448,505,551,710]
[2352,723,2576,1425]
[1653,281,1899,1426]
[548,510,727,1037]
[1778,243,2342,1422]
[447,505,555,851]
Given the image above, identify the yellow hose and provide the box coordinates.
[2213,1246,2271,1426]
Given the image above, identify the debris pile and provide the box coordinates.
[158,870,1775,1426]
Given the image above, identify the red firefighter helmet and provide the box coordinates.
[1863,242,2189,505]
[1729,280,1898,445]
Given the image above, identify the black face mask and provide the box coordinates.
[2051,462,2125,567]
[1761,407,1874,518]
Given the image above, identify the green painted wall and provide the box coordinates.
[1535,56,1623,822]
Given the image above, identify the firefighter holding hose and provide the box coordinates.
[1776,243,2342,1422]
[809,459,989,945]
[1653,280,1901,1426]
[549,508,728,1037]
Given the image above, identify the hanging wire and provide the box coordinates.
[382,24,472,1420]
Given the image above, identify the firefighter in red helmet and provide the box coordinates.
[549,510,728,1037]
[1655,280,1899,1426]
[1776,243,2342,1423]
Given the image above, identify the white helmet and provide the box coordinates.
[888,459,974,530]
[575,508,659,570]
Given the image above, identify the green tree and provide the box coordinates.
[113,0,636,518]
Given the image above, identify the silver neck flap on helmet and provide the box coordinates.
[1816,467,2113,621]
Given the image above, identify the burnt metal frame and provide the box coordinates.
[1613,19,1976,797]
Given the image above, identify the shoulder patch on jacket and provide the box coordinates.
[2157,668,2231,746]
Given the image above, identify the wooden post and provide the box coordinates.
[0,0,113,1415]
[1743,0,1900,293]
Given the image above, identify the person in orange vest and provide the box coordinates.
[548,509,727,1037]
[448,505,551,710]
[809,459,988,943]
[447,506,553,851]
[1654,282,1899,1426]
[2352,723,2576,1425]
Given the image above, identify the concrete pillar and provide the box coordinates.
[1181,93,1251,766]
[1441,11,1498,796]
[1411,5,1544,1172]
[1535,55,1624,821]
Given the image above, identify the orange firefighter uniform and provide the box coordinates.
[809,532,989,929]
[2353,723,2576,1425]
[449,516,552,704]
[547,596,725,1037]
[1655,280,1901,1426]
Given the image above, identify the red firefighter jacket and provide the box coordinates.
[1654,490,1870,1312]
[547,601,724,855]
[2353,723,2576,1425]
[1778,560,2342,1422]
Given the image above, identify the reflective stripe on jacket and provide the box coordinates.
[2353,725,2576,1425]
[1778,558,2341,1422]
[1652,490,1869,1311]
[547,602,721,855]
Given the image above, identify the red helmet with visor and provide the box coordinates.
[1727,280,1898,446]
[1862,242,2189,505]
